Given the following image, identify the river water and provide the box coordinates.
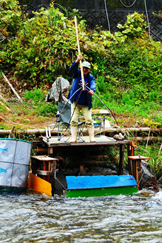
[1,190,162,243]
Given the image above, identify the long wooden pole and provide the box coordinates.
[0,94,15,113]
[0,128,162,137]
[2,72,22,103]
[74,16,85,90]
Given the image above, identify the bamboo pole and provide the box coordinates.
[0,128,162,137]
[0,94,15,113]
[74,16,85,90]
[2,72,22,103]
[0,101,11,112]
[130,136,162,142]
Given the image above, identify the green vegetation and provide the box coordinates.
[24,88,57,115]
[0,0,162,176]
[137,142,162,179]
[0,1,161,124]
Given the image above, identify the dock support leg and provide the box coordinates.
[119,144,125,175]
[136,160,142,190]
[80,165,84,176]
[128,156,150,190]
[48,147,53,156]
[51,160,57,196]
[127,141,134,175]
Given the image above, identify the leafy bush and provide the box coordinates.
[0,1,162,125]
[117,12,148,38]
[35,102,57,116]
[24,88,57,115]
[24,88,45,103]
[0,0,22,37]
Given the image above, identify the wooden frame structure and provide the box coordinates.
[29,136,143,196]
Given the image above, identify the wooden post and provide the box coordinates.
[80,165,84,176]
[8,126,15,138]
[128,156,150,190]
[103,116,105,136]
[136,160,142,190]
[48,147,53,156]
[30,155,58,196]
[127,141,134,174]
[119,144,125,175]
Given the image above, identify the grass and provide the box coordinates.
[0,94,57,131]
[1,85,161,130]
[0,87,162,179]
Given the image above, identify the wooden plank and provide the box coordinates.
[28,172,52,196]
[31,155,58,161]
[92,109,110,114]
[42,135,130,147]
[128,156,150,160]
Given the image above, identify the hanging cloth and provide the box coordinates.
[45,77,70,104]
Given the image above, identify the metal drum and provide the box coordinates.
[0,138,32,194]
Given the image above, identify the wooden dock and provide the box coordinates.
[38,135,132,176]
[29,135,142,196]
[42,135,129,147]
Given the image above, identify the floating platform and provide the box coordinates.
[29,135,139,197]
[66,175,138,198]
[39,135,130,178]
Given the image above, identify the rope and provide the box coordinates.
[55,177,67,191]
[103,0,111,32]
[53,3,67,16]
[57,80,119,128]
[68,85,83,124]
[55,84,83,125]
[86,85,118,126]
[138,170,144,185]
[119,0,137,8]
[144,0,151,40]
[50,87,82,134]
[59,86,82,115]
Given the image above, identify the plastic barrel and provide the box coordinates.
[0,138,32,194]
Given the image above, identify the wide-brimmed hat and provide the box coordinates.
[82,61,91,69]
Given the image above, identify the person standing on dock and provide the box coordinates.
[68,55,96,143]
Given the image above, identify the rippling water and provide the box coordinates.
[1,190,162,242]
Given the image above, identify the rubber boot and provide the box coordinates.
[69,127,77,143]
[88,126,96,143]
